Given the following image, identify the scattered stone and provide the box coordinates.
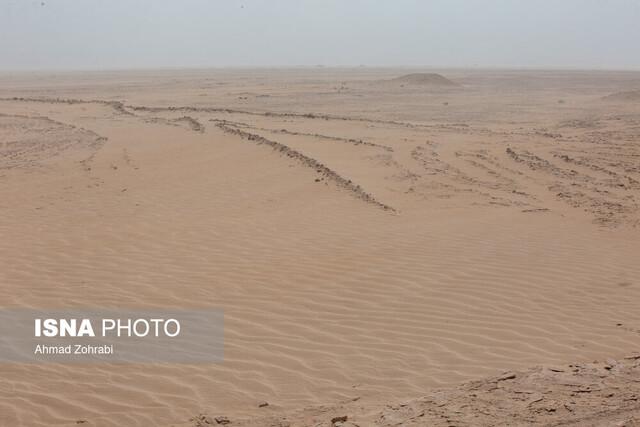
[496,372,517,382]
[190,414,215,426]
[526,394,544,406]
[258,401,269,408]
[331,415,348,425]
[605,359,618,370]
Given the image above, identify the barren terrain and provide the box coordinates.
[1,69,639,426]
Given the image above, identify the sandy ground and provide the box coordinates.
[0,69,639,426]
[187,354,640,427]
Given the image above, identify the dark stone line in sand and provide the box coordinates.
[144,115,206,133]
[0,96,456,131]
[244,125,394,152]
[215,122,395,212]
[171,116,205,133]
[1,96,501,138]
[209,119,394,152]
[1,97,135,116]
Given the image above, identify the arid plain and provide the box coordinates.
[1,69,640,426]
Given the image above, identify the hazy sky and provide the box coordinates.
[2,0,639,70]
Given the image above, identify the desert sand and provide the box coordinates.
[1,69,640,426]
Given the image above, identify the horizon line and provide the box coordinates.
[2,65,640,74]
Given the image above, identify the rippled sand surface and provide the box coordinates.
[1,69,639,426]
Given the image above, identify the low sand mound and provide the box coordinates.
[0,113,106,169]
[190,355,640,426]
[388,73,458,87]
[602,90,640,102]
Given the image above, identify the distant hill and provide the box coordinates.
[388,73,458,87]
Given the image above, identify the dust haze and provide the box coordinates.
[2,2,640,427]
[1,0,640,70]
